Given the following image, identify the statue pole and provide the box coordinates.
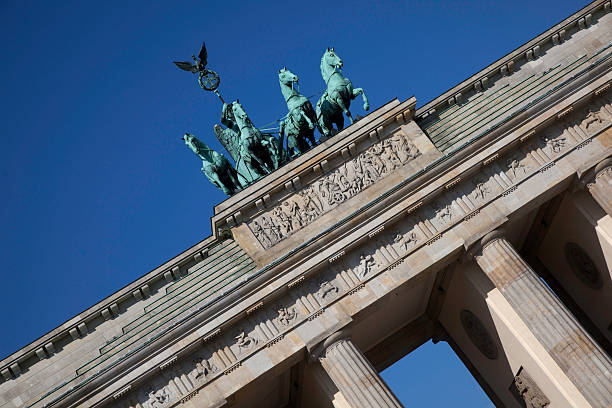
[213,90,225,104]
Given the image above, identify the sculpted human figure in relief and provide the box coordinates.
[248,131,422,249]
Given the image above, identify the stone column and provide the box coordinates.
[312,330,404,408]
[470,230,612,407]
[585,157,612,217]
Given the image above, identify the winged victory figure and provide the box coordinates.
[174,41,221,92]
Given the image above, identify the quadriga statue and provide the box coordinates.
[222,100,284,179]
[278,67,317,157]
[316,48,369,139]
[183,133,243,196]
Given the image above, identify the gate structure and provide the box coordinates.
[2,1,612,407]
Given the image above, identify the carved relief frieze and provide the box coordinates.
[142,384,171,408]
[189,355,218,383]
[540,126,568,158]
[505,155,530,180]
[316,280,339,302]
[277,306,298,327]
[471,177,492,202]
[579,104,610,136]
[428,193,464,232]
[247,130,421,249]
[393,229,419,252]
[510,367,550,408]
[433,202,454,224]
[233,330,259,355]
[112,92,612,408]
[354,252,379,280]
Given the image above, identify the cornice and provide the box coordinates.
[414,0,611,121]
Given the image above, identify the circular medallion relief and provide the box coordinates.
[460,309,498,360]
[564,242,602,289]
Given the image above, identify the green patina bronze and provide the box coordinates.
[316,48,369,139]
[278,67,318,157]
[229,100,284,175]
[183,133,243,195]
[174,42,221,95]
[174,42,369,195]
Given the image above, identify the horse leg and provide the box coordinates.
[352,87,369,111]
[298,110,317,147]
[317,109,331,140]
[209,170,231,195]
[334,111,345,132]
[300,110,315,130]
[244,144,269,176]
[335,95,353,124]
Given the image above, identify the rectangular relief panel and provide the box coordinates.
[233,120,442,266]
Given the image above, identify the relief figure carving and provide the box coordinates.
[235,331,258,354]
[512,368,550,408]
[472,179,491,200]
[190,356,218,382]
[582,106,606,130]
[506,157,528,179]
[393,230,418,251]
[248,132,421,249]
[355,253,378,279]
[434,203,453,223]
[277,307,297,326]
[541,134,566,154]
[144,385,170,408]
[251,220,273,248]
[317,281,339,301]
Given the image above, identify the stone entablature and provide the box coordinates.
[415,0,611,129]
[101,88,612,408]
[16,62,611,408]
[0,233,217,382]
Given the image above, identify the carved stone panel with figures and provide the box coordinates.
[244,125,436,251]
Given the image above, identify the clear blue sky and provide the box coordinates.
[0,0,590,405]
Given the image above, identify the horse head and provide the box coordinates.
[183,133,213,162]
[278,67,299,86]
[230,100,254,130]
[322,47,343,71]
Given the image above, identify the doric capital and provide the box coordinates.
[464,229,507,260]
[310,328,352,362]
[576,152,612,187]
[593,157,612,180]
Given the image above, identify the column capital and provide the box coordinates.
[576,152,612,187]
[310,328,352,362]
[593,156,612,177]
[578,154,612,217]
[464,228,507,260]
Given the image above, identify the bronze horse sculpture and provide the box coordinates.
[278,67,317,157]
[224,101,282,180]
[177,42,370,196]
[182,133,242,195]
[316,48,369,139]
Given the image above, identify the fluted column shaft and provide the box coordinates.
[473,231,612,407]
[586,158,612,217]
[315,331,403,408]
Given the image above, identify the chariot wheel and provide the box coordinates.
[198,69,220,91]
